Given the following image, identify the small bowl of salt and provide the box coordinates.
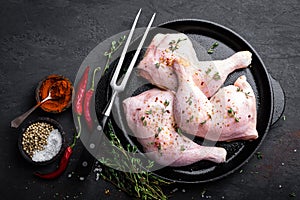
[18,117,65,165]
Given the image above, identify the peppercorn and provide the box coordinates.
[22,122,54,158]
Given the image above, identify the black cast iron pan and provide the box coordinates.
[95,19,285,183]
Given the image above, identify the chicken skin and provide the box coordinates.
[173,60,213,138]
[173,61,258,142]
[137,33,252,97]
[123,88,227,166]
[208,75,258,141]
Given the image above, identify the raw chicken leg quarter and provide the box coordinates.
[173,60,258,142]
[137,33,252,97]
[123,88,227,167]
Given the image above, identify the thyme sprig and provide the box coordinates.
[102,35,127,75]
[168,38,187,52]
[99,37,171,199]
[99,121,171,200]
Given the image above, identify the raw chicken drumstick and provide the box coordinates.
[137,33,252,97]
[173,61,258,142]
[173,60,213,138]
[123,88,227,167]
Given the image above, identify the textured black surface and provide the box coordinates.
[1,1,299,199]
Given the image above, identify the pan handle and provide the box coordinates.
[269,75,286,126]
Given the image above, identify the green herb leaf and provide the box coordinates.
[244,91,251,98]
[205,68,212,75]
[145,109,152,115]
[163,100,170,107]
[176,127,183,135]
[111,41,116,50]
[186,115,194,123]
[158,127,162,133]
[207,49,214,54]
[200,120,207,125]
[180,145,186,151]
[207,42,219,54]
[169,40,176,45]
[213,72,221,80]
[143,120,147,126]
[169,38,187,52]
[157,143,162,151]
[212,42,219,48]
[282,115,286,121]
[228,107,238,119]
[289,192,296,197]
[186,96,193,105]
[255,152,263,159]
[155,62,160,69]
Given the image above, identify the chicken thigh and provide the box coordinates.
[208,75,258,141]
[137,33,252,97]
[173,61,258,142]
[123,88,227,166]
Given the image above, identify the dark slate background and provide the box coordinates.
[1,0,299,199]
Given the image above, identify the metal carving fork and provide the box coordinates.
[75,9,156,179]
[99,9,156,129]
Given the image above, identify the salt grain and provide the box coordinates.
[170,188,178,194]
[96,173,100,181]
[32,129,62,162]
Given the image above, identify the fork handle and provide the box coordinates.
[99,114,109,130]
[74,91,115,179]
[102,90,118,117]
